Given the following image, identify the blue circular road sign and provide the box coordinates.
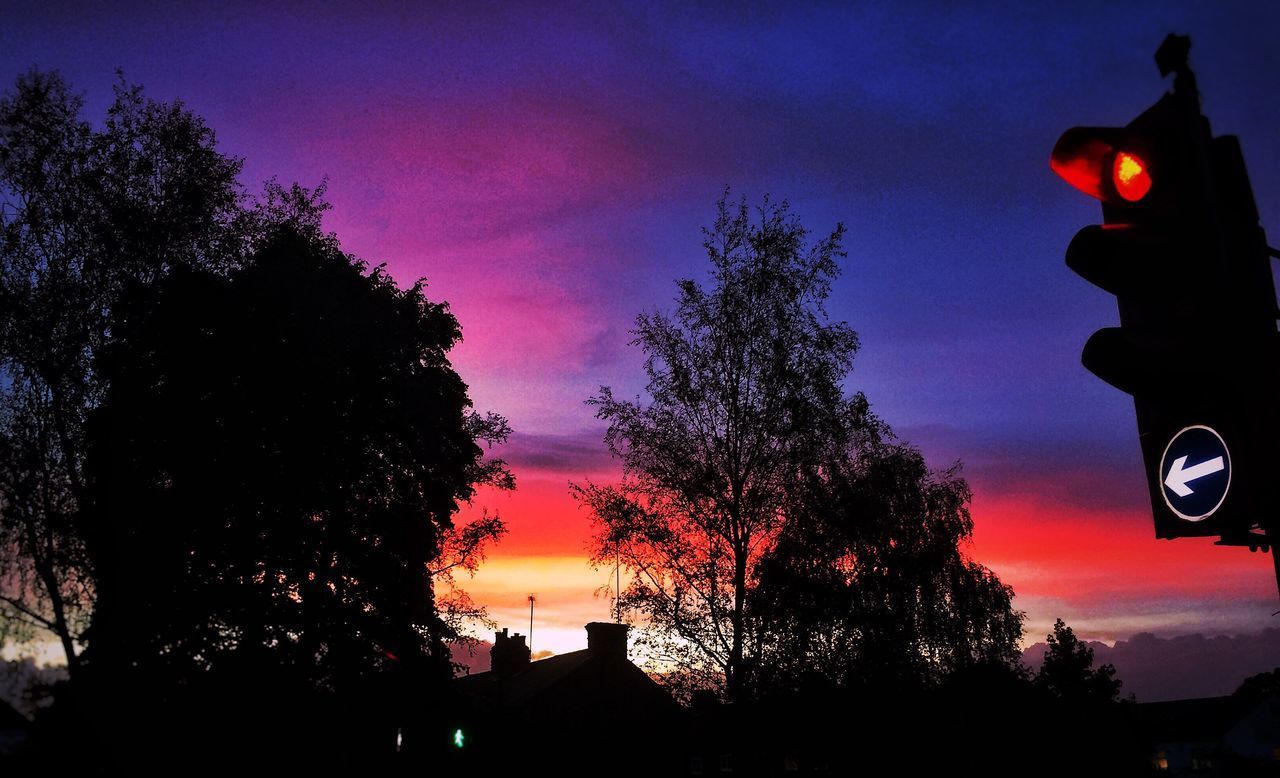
[1159,425,1231,522]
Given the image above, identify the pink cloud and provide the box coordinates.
[300,88,683,258]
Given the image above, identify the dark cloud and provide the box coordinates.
[1023,628,1280,702]
[499,430,618,478]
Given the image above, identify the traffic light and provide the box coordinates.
[1052,35,1280,552]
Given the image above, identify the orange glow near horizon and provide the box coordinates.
[452,553,617,656]
[456,465,1278,658]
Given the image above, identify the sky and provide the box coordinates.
[6,1,1280,696]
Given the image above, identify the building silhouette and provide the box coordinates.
[1136,692,1280,775]
[452,622,683,774]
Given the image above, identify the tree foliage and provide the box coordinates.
[82,225,510,756]
[1033,618,1122,704]
[755,440,1024,692]
[0,69,242,672]
[575,192,1022,702]
[0,74,511,757]
[1234,667,1280,702]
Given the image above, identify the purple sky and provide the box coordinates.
[7,2,1280,687]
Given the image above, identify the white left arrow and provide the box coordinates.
[1164,455,1225,498]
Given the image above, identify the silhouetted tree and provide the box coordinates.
[431,510,507,671]
[1233,667,1280,702]
[574,192,1021,702]
[2,68,508,708]
[82,224,510,761]
[0,70,242,674]
[1034,618,1122,704]
[754,440,1024,693]
[0,656,65,718]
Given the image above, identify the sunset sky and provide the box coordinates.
[8,2,1280,688]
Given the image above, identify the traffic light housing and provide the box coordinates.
[1052,35,1280,547]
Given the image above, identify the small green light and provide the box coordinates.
[453,728,465,748]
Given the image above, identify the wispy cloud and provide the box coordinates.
[498,430,618,478]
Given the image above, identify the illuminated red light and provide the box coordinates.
[1052,129,1157,205]
[1050,131,1111,201]
[1112,151,1152,201]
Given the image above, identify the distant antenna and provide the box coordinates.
[528,594,535,653]
[615,547,621,622]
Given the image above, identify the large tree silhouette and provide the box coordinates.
[575,193,1021,702]
[82,225,510,760]
[0,70,242,674]
[1,76,510,755]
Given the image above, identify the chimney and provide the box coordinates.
[585,622,629,660]
[490,627,530,677]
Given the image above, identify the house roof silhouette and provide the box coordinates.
[451,622,683,774]
[454,622,676,716]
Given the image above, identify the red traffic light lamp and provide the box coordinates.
[1113,152,1152,202]
[1051,131,1152,204]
